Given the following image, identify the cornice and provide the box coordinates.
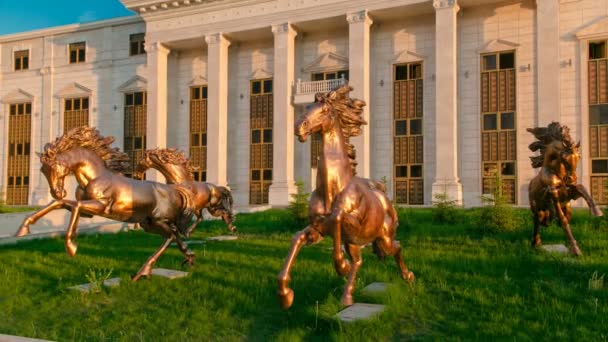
[346,10,373,26]
[127,0,274,19]
[433,0,459,11]
[204,33,231,46]
[271,23,297,37]
[144,41,171,55]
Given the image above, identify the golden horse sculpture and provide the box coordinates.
[528,122,603,256]
[277,84,415,309]
[133,148,236,236]
[14,127,197,281]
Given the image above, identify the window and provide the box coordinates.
[130,33,145,56]
[69,42,86,64]
[63,97,89,132]
[312,70,349,81]
[14,50,29,71]
[190,85,208,181]
[393,62,424,204]
[6,102,32,205]
[480,51,517,203]
[589,39,608,203]
[124,91,147,178]
[250,78,273,204]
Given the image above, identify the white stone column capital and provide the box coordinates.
[271,23,298,38]
[433,0,459,11]
[144,41,170,56]
[205,33,231,47]
[346,10,373,26]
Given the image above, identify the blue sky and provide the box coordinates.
[0,0,134,35]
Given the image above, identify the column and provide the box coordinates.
[205,33,230,186]
[536,0,560,125]
[347,10,372,178]
[268,23,298,206]
[32,37,55,204]
[145,41,170,181]
[432,0,463,204]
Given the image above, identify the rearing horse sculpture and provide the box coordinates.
[528,122,602,256]
[133,148,236,236]
[15,127,197,280]
[277,84,414,309]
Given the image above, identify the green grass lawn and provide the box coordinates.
[1,209,608,341]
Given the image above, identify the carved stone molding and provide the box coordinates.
[118,75,148,92]
[271,23,297,36]
[189,75,207,86]
[144,41,170,55]
[1,89,34,104]
[204,33,231,46]
[55,82,92,99]
[39,66,53,76]
[433,0,459,10]
[347,10,372,25]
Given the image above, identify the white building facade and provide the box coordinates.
[1,0,608,208]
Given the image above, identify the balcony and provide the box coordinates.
[293,77,346,104]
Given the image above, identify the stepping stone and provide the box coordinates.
[336,303,386,322]
[0,334,56,342]
[151,268,189,279]
[171,240,206,246]
[68,277,121,292]
[541,244,569,254]
[207,235,238,241]
[361,282,388,295]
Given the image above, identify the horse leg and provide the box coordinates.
[551,191,582,256]
[62,199,107,257]
[277,226,323,309]
[15,200,66,237]
[184,211,203,238]
[377,235,415,283]
[174,234,196,267]
[531,211,542,248]
[330,211,351,277]
[133,237,174,282]
[574,184,603,217]
[341,244,362,307]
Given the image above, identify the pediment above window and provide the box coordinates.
[189,75,207,86]
[575,16,608,40]
[392,50,426,64]
[56,82,92,98]
[118,75,147,92]
[303,52,349,74]
[2,88,34,104]
[250,68,273,80]
[477,39,519,54]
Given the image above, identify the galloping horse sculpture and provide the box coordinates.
[277,84,415,309]
[133,148,236,236]
[15,127,197,280]
[528,122,603,255]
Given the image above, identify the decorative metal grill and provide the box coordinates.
[63,97,89,133]
[190,85,207,182]
[124,91,147,178]
[6,102,31,205]
[250,78,273,205]
[589,40,608,204]
[480,51,517,203]
[393,62,424,205]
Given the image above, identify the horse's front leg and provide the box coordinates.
[341,243,362,306]
[62,199,107,257]
[133,236,174,282]
[574,184,603,217]
[551,190,582,256]
[330,210,351,277]
[277,226,323,309]
[15,200,67,237]
[184,210,203,238]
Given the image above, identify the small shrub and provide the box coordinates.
[588,271,605,291]
[287,180,310,227]
[473,174,520,234]
[432,191,460,224]
[85,267,113,293]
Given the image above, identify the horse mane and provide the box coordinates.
[315,83,367,174]
[527,122,577,168]
[143,148,198,174]
[40,126,130,173]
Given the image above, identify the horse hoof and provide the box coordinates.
[65,241,78,257]
[403,271,415,283]
[341,295,354,307]
[14,226,30,237]
[592,207,603,217]
[278,288,294,310]
[531,240,542,248]
[570,246,582,256]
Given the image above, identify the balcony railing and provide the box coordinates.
[294,76,346,95]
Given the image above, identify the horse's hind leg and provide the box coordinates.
[552,193,582,256]
[15,200,66,237]
[341,243,362,306]
[531,210,543,248]
[133,236,174,281]
[376,235,414,283]
[155,220,195,266]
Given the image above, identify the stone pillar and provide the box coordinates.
[32,37,55,204]
[536,0,560,125]
[269,23,298,206]
[432,0,463,204]
[347,10,372,178]
[205,33,230,186]
[145,41,170,181]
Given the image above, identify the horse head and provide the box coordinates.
[38,151,70,199]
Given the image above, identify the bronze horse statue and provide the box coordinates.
[277,84,414,309]
[133,147,236,236]
[528,122,602,256]
[15,127,197,280]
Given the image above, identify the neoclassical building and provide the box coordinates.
[1,0,608,208]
